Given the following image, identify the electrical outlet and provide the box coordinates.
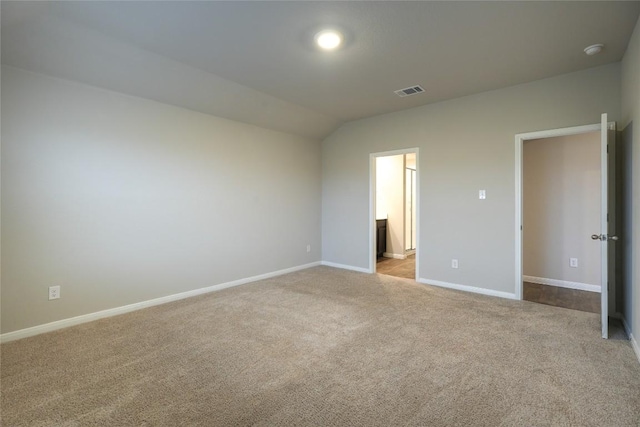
[570,258,578,268]
[306,245,311,253]
[479,190,486,200]
[451,259,459,269]
[49,285,60,300]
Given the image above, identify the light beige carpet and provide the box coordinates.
[2,266,639,426]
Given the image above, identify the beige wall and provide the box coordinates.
[375,155,404,257]
[1,66,322,334]
[621,16,640,343]
[322,63,621,295]
[523,133,600,287]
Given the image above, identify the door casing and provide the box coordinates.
[514,122,615,333]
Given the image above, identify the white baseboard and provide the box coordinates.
[0,261,321,343]
[383,252,406,260]
[321,261,371,274]
[523,275,600,293]
[621,316,631,336]
[418,278,517,300]
[621,317,640,366]
[630,334,640,366]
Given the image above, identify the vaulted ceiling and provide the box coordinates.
[2,1,639,139]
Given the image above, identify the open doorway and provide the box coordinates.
[515,116,617,338]
[521,131,601,314]
[370,149,419,280]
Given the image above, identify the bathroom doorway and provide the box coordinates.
[370,149,419,280]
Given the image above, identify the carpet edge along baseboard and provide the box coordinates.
[1,261,322,343]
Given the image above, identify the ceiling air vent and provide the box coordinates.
[394,85,425,97]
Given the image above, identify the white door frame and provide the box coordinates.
[370,148,420,279]
[514,123,601,300]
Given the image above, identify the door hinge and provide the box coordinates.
[607,144,609,153]
[607,213,609,222]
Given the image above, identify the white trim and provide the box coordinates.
[515,132,523,300]
[621,317,640,365]
[523,275,600,293]
[369,148,420,280]
[418,278,517,300]
[621,316,632,337]
[514,122,603,301]
[516,124,601,141]
[321,261,371,274]
[600,113,609,339]
[0,261,321,343]
[383,252,406,260]
[630,334,640,366]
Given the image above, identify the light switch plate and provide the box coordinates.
[479,190,486,200]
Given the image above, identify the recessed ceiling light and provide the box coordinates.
[584,44,604,56]
[314,30,343,50]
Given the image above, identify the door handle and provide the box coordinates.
[591,234,618,241]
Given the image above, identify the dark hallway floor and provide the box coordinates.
[523,282,600,313]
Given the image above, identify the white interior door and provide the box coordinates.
[597,113,609,339]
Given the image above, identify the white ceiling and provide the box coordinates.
[2,1,640,139]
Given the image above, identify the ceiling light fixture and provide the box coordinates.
[584,44,604,56]
[314,30,343,50]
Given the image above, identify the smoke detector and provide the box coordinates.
[584,44,604,56]
[394,85,425,97]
